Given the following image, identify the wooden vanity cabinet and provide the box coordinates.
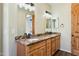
[17,35,60,56]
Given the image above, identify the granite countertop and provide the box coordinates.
[16,33,61,46]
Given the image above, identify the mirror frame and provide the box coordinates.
[32,15,35,35]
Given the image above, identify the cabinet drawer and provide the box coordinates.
[28,41,46,52]
[28,46,46,56]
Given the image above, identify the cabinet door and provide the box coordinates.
[46,39,52,56]
[56,36,60,51]
[51,39,56,55]
[39,46,46,56]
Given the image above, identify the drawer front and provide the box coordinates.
[28,46,46,56]
[28,41,46,52]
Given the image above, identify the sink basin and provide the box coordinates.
[28,39,39,42]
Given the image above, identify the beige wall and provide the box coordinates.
[8,4,17,55]
[51,3,71,52]
[17,7,26,35]
[3,3,18,56]
[0,3,3,55]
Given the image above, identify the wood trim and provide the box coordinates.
[32,15,35,35]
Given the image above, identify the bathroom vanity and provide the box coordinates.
[16,33,60,56]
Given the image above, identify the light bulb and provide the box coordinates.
[29,7,32,12]
[18,3,24,8]
[24,4,29,10]
[29,6,35,12]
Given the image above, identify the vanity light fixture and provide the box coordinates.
[17,3,35,12]
[43,11,52,19]
[17,3,25,8]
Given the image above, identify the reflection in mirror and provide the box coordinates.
[17,3,35,12]
[52,19,56,28]
[45,18,59,33]
[17,3,35,36]
[52,18,59,29]
[25,15,32,34]
[45,19,52,33]
[25,14,35,35]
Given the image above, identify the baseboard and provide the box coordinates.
[60,49,71,53]
[0,52,3,56]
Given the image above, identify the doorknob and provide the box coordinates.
[72,35,74,37]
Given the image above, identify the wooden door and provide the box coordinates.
[72,4,79,55]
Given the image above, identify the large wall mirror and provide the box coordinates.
[44,10,59,33]
[17,3,35,35]
[45,18,59,33]
[25,14,35,35]
[17,3,59,36]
